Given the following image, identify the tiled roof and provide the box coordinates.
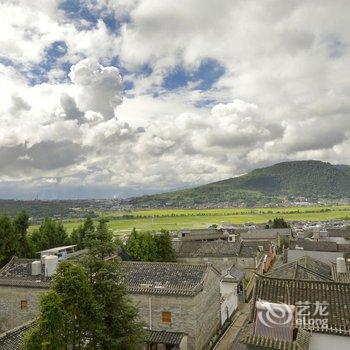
[0,257,49,288]
[173,240,241,258]
[240,229,291,240]
[147,330,185,346]
[123,261,214,296]
[225,266,245,282]
[180,228,220,235]
[327,229,350,238]
[240,323,311,350]
[252,275,350,336]
[0,320,35,350]
[238,241,268,258]
[289,239,338,252]
[267,256,333,282]
[241,240,272,251]
[0,257,37,279]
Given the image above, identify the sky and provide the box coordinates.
[1,0,350,199]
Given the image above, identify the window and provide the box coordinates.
[21,300,28,310]
[162,311,172,324]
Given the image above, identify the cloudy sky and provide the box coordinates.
[1,0,350,199]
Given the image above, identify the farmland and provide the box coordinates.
[29,205,350,235]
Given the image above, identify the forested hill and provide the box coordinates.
[128,160,350,207]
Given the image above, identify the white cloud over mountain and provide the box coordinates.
[0,0,350,198]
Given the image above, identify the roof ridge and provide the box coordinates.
[255,273,347,286]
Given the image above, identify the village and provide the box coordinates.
[0,221,349,350]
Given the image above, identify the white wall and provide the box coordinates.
[220,280,238,325]
[310,333,349,350]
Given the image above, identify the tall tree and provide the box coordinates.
[24,219,144,350]
[0,213,18,266]
[154,230,176,262]
[22,290,66,350]
[268,217,290,229]
[13,210,32,257]
[71,216,95,250]
[83,219,145,349]
[23,262,101,350]
[124,229,176,262]
[29,218,70,252]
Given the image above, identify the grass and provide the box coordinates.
[29,205,350,235]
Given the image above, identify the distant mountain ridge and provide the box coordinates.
[128,160,350,207]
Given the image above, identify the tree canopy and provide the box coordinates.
[124,228,175,262]
[23,219,145,350]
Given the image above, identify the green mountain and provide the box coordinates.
[128,160,350,207]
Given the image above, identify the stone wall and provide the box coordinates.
[129,268,221,350]
[192,268,221,349]
[0,284,46,332]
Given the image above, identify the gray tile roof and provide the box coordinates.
[123,261,214,296]
[0,320,34,350]
[267,256,333,282]
[238,241,268,258]
[147,330,184,346]
[0,257,49,288]
[173,240,241,258]
[252,275,350,336]
[240,228,291,240]
[226,266,245,282]
[289,239,338,252]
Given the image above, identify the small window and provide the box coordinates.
[21,300,28,310]
[162,311,172,324]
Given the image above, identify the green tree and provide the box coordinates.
[29,218,70,253]
[13,210,32,257]
[23,262,101,350]
[83,219,145,349]
[270,217,290,228]
[154,231,176,262]
[52,262,101,349]
[22,290,66,350]
[0,213,18,266]
[71,217,95,250]
[124,229,175,262]
[24,219,144,350]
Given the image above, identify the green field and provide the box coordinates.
[29,205,350,235]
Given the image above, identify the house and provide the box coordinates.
[0,257,49,332]
[287,238,350,263]
[239,274,350,350]
[177,228,231,242]
[0,257,224,350]
[236,241,277,276]
[123,261,222,350]
[220,265,245,324]
[173,239,276,278]
[267,255,350,282]
[239,228,292,245]
[173,240,241,273]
